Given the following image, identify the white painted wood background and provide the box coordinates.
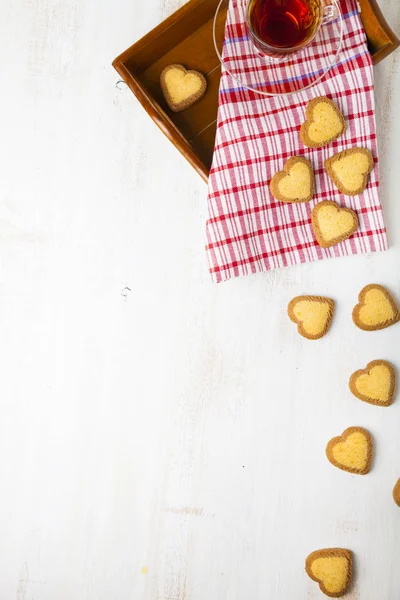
[0,0,399,598]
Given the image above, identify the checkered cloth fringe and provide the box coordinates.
[206,0,387,282]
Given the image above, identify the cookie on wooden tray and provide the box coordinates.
[352,284,400,331]
[311,200,358,248]
[300,97,346,148]
[326,426,372,475]
[270,156,314,203]
[349,360,396,407]
[325,148,374,196]
[160,64,207,112]
[393,479,400,506]
[288,295,334,340]
[305,548,353,598]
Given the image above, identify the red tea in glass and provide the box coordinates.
[248,0,321,50]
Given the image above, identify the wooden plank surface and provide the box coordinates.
[0,0,400,599]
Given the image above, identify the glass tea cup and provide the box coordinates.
[246,0,339,59]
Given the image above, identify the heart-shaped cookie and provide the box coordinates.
[311,200,358,248]
[349,360,396,407]
[288,295,334,340]
[326,426,372,475]
[393,479,400,506]
[352,284,400,331]
[306,548,353,598]
[270,157,314,203]
[301,97,346,148]
[325,148,374,196]
[160,64,207,113]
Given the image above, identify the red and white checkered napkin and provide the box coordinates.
[206,0,388,282]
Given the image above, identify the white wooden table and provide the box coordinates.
[0,1,399,598]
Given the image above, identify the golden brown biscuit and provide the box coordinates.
[326,426,372,475]
[300,97,346,148]
[393,479,400,506]
[160,64,207,112]
[270,157,314,203]
[325,148,374,196]
[305,548,353,598]
[287,295,334,340]
[349,360,396,407]
[352,284,400,331]
[311,200,358,248]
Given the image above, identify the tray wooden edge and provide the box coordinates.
[373,38,400,65]
[360,0,400,65]
[112,59,209,183]
[113,0,205,63]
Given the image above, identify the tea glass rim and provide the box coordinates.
[212,0,343,97]
[246,0,326,55]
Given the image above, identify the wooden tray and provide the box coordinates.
[112,0,399,182]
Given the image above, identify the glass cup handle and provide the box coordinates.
[322,1,339,24]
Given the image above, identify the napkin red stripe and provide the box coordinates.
[206,0,387,282]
